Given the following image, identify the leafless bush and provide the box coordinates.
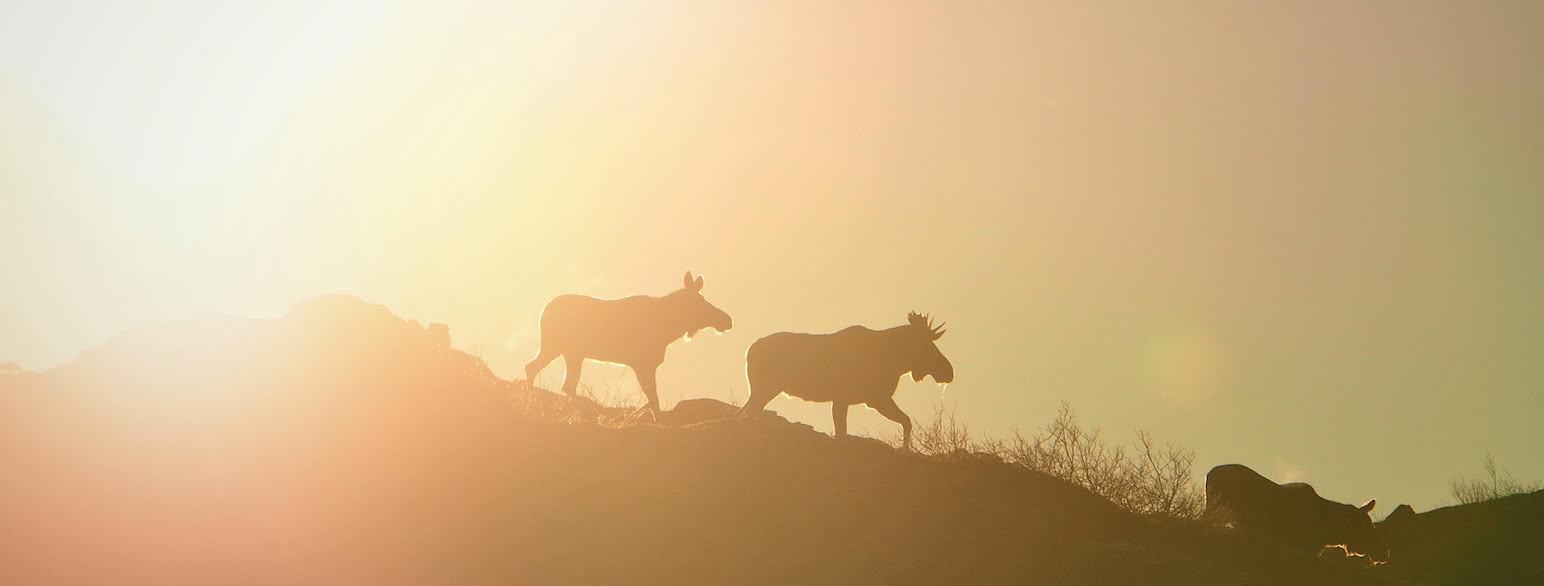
[906,402,1204,520]
[1450,454,1541,505]
[911,403,977,456]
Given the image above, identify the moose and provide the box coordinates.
[1205,464,1387,561]
[739,312,954,449]
[525,272,733,413]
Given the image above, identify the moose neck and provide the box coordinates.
[645,294,700,344]
[878,326,925,379]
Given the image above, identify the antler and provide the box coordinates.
[907,311,927,328]
[908,312,947,340]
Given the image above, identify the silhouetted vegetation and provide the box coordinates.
[1449,454,1542,505]
[903,402,1204,520]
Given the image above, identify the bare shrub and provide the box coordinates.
[905,401,1204,520]
[1450,454,1541,505]
[911,403,977,456]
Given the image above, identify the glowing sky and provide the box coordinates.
[3,0,1541,511]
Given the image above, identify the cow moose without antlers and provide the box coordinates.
[525,272,733,413]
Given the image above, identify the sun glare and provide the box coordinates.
[0,0,387,193]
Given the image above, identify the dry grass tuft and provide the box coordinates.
[1450,454,1541,505]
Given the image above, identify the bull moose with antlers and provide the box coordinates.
[739,312,954,449]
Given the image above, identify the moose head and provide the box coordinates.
[665,271,733,340]
[904,312,954,384]
[1336,499,1388,562]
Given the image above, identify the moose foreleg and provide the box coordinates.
[871,397,913,450]
[832,402,849,437]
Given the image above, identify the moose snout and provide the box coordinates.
[711,310,733,333]
[935,363,955,384]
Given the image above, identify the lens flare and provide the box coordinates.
[1141,325,1224,407]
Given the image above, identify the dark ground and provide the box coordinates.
[1,296,1528,585]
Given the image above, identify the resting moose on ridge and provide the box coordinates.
[525,272,733,413]
[1205,464,1387,561]
[739,312,954,449]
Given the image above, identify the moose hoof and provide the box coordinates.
[629,405,659,423]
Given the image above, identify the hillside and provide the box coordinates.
[1,296,1400,585]
[1377,490,1544,584]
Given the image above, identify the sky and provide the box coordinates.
[3,0,1541,511]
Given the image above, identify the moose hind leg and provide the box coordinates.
[739,383,779,417]
[738,366,778,417]
[635,365,661,411]
[870,397,913,450]
[525,348,559,386]
[560,354,585,396]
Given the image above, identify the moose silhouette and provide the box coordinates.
[1205,464,1386,561]
[739,312,953,449]
[525,272,733,413]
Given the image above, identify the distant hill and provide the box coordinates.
[0,296,1404,585]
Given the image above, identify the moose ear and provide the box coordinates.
[694,275,705,290]
[683,271,695,289]
[1359,499,1376,514]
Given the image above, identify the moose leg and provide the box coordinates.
[738,372,776,417]
[870,397,913,450]
[636,365,661,412]
[525,348,559,387]
[832,403,849,437]
[560,354,584,396]
[738,387,777,418]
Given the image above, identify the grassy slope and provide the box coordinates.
[0,296,1397,585]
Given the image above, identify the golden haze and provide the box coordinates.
[2,0,1542,513]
